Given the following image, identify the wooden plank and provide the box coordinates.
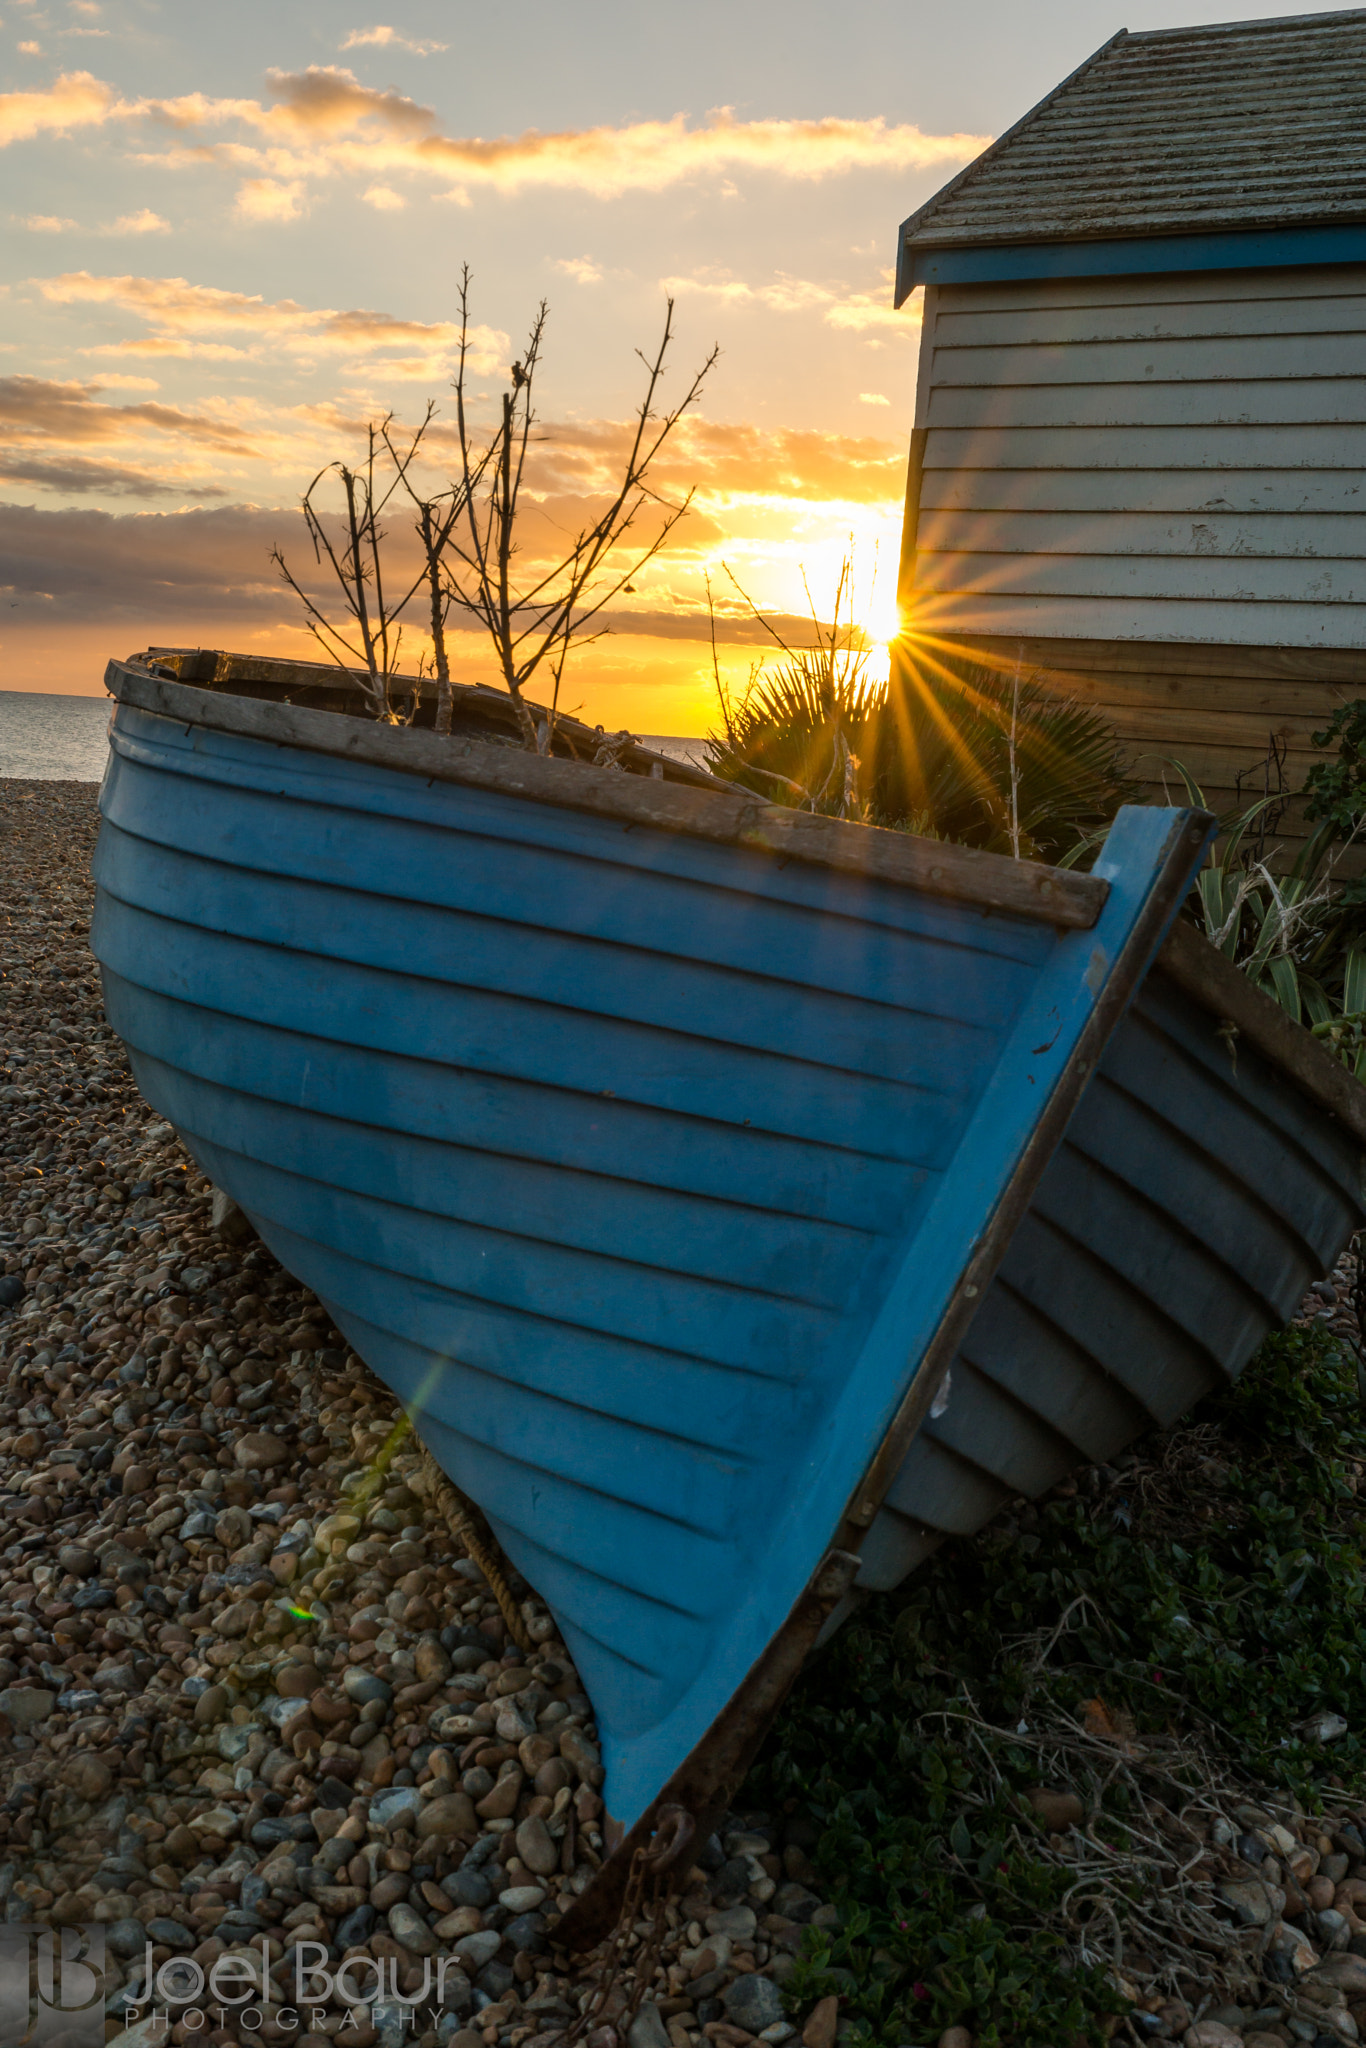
[932,632,1366,687]
[1094,705,1322,751]
[934,333,1366,389]
[109,664,1108,932]
[917,508,1366,560]
[905,589,1366,644]
[914,548,1366,605]
[924,423,1366,470]
[927,379,1366,432]
[919,469,1366,515]
[1054,672,1356,720]
[934,293,1366,350]
[937,268,1366,316]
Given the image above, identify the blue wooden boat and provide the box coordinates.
[91,651,1366,1941]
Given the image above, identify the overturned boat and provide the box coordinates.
[93,650,1366,1939]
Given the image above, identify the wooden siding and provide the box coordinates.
[906,267,1366,653]
[901,631,1366,845]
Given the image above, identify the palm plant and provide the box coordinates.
[706,623,1136,864]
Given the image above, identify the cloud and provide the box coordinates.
[664,267,917,338]
[38,271,505,382]
[38,269,506,374]
[0,68,128,147]
[340,25,448,55]
[361,183,405,210]
[0,371,257,458]
[17,213,78,232]
[553,256,603,285]
[859,391,890,405]
[234,178,306,223]
[106,208,170,234]
[98,66,986,207]
[0,453,225,498]
[18,41,43,56]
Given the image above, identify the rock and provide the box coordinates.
[1183,2027,1244,2048]
[1307,1955,1366,1996]
[121,1463,154,1495]
[1218,1878,1285,1926]
[0,1687,54,1727]
[452,1931,502,1972]
[803,1999,839,2048]
[476,1766,524,1819]
[210,1187,254,1242]
[342,1669,392,1708]
[937,2032,972,2048]
[1303,1711,1351,1743]
[1025,1787,1084,1831]
[60,1753,112,1800]
[414,1637,452,1682]
[216,1599,256,1639]
[416,1791,478,1842]
[502,1910,547,1953]
[144,1917,195,1952]
[107,1920,147,1959]
[193,1685,232,1727]
[276,1662,318,1699]
[724,1976,785,2034]
[498,1885,546,1913]
[442,1867,492,1909]
[370,1786,422,1831]
[108,2020,167,2048]
[628,2003,672,2048]
[235,1431,288,1470]
[336,1903,376,1947]
[56,1544,97,1578]
[388,1902,438,1956]
[707,1904,758,1939]
[514,1815,558,1876]
[0,1276,24,1308]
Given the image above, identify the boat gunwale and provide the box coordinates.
[1155,916,1366,1148]
[104,657,1109,932]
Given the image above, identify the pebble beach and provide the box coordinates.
[0,781,832,2048]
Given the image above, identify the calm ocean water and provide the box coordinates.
[0,691,113,781]
[0,690,709,783]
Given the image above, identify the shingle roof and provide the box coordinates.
[903,8,1366,252]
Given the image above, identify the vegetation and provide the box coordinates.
[706,630,1136,864]
[752,1320,1366,2047]
[275,277,716,740]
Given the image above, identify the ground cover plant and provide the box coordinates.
[750,1302,1366,2047]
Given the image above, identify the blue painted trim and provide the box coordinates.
[898,222,1366,298]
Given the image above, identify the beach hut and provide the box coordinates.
[895,8,1366,840]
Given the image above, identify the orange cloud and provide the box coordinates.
[0,68,128,146]
[36,271,506,373]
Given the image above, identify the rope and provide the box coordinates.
[416,1443,533,1652]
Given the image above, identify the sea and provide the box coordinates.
[1,692,114,781]
[0,689,710,782]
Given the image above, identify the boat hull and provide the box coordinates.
[91,671,1210,1860]
[862,957,1366,1592]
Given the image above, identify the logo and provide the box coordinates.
[0,1925,106,2048]
[0,1926,470,2044]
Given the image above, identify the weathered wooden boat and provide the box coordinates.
[91,650,1366,1941]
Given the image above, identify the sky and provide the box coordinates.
[1,0,1357,733]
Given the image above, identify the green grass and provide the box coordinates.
[750,1324,1366,2047]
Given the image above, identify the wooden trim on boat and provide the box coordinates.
[1156,916,1366,1148]
[106,661,1110,932]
